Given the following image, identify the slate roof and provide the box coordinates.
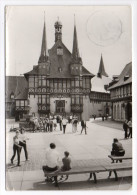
[15,88,28,100]
[6,76,28,102]
[24,40,94,78]
[98,55,108,77]
[109,62,132,90]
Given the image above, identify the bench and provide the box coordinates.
[108,155,132,163]
[43,160,132,187]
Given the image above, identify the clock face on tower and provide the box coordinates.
[57,47,63,55]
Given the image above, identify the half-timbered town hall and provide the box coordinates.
[15,20,94,120]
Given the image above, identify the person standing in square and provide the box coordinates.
[81,120,87,135]
[11,130,22,166]
[128,119,132,138]
[62,118,68,134]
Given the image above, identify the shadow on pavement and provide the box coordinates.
[30,180,60,190]
[26,176,132,191]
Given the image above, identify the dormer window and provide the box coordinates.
[10,92,14,99]
[58,67,62,72]
[124,75,129,81]
[57,46,63,55]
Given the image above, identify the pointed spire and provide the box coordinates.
[38,13,48,63]
[72,15,80,61]
[97,54,108,78]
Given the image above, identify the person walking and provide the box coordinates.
[19,128,29,161]
[127,119,132,138]
[69,115,72,123]
[123,120,128,139]
[72,117,78,133]
[42,143,60,187]
[62,118,68,134]
[59,116,62,131]
[81,120,87,135]
[49,119,53,132]
[11,130,22,166]
[45,118,49,132]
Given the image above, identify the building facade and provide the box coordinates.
[109,62,132,121]
[5,76,28,119]
[14,20,94,120]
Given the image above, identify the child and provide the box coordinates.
[60,151,71,180]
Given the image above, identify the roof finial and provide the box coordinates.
[74,14,76,26]
[44,11,45,22]
[57,16,59,21]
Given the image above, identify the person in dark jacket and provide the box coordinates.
[127,119,132,138]
[81,120,87,135]
[123,120,128,139]
[60,151,71,180]
[111,138,125,162]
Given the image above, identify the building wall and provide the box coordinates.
[89,101,104,117]
[110,83,132,121]
[89,101,112,118]
[82,95,90,120]
[50,97,71,114]
[112,101,132,121]
[29,95,38,116]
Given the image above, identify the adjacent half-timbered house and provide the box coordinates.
[109,62,132,121]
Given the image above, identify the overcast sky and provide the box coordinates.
[6,6,132,78]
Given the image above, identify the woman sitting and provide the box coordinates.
[111,138,125,162]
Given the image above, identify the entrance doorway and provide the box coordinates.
[56,100,65,113]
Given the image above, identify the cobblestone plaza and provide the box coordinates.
[6,118,132,190]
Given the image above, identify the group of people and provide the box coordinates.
[42,137,126,186]
[11,128,29,166]
[123,118,132,139]
[10,116,131,169]
[29,115,88,135]
[42,143,71,186]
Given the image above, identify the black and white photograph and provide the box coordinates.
[5,5,133,191]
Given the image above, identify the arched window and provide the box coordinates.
[117,104,120,119]
[114,105,116,119]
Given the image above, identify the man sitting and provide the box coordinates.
[42,143,60,186]
[111,138,125,162]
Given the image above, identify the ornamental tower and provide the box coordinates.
[70,17,82,76]
[97,54,108,78]
[38,18,50,75]
[54,18,62,42]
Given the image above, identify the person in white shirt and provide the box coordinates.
[42,143,60,186]
[62,118,68,134]
[11,130,22,166]
[53,117,57,131]
[19,128,29,161]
